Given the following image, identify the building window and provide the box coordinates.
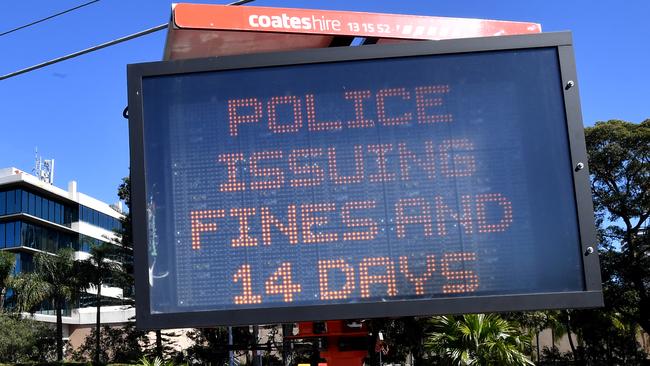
[41,198,48,221]
[19,221,80,253]
[28,192,35,216]
[0,191,5,216]
[35,195,42,217]
[21,191,28,214]
[14,190,22,213]
[0,189,77,228]
[6,190,15,214]
[5,222,15,247]
[1,189,120,231]
[47,201,54,223]
[64,206,74,226]
[78,205,122,232]
[15,252,34,273]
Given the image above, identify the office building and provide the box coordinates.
[0,167,133,348]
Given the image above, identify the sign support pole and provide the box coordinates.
[229,326,234,366]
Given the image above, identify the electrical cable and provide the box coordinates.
[0,0,100,37]
[0,0,255,81]
[1,23,167,81]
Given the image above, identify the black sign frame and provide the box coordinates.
[128,31,602,329]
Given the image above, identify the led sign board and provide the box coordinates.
[128,32,603,329]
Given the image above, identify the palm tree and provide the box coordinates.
[79,243,125,365]
[425,313,534,366]
[504,311,560,362]
[10,271,49,314]
[12,248,80,361]
[0,251,15,311]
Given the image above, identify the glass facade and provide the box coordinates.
[13,252,34,274]
[79,205,121,232]
[0,220,126,254]
[0,188,121,232]
[0,189,75,226]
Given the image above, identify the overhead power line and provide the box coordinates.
[0,0,100,37]
[1,24,167,80]
[0,0,255,81]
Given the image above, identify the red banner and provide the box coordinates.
[174,4,541,40]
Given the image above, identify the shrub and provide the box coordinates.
[0,314,57,362]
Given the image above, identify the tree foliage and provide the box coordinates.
[116,176,136,302]
[9,271,49,314]
[584,119,649,335]
[179,327,231,365]
[561,308,648,364]
[0,251,15,310]
[425,314,533,366]
[71,323,151,363]
[77,242,127,364]
[10,248,82,361]
[0,314,56,362]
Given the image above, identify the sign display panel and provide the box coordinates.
[129,33,602,328]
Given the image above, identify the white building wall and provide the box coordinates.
[73,221,120,243]
[0,167,123,218]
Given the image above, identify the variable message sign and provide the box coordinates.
[128,32,602,329]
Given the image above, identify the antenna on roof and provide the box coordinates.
[33,147,55,185]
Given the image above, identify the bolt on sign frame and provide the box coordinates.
[129,31,603,329]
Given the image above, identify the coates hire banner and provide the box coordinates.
[173,4,542,40]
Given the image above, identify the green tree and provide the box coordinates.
[0,313,56,362]
[117,176,171,361]
[505,311,557,362]
[565,308,647,364]
[584,119,649,334]
[72,322,151,363]
[509,310,578,362]
[116,176,135,301]
[0,251,15,310]
[12,248,80,361]
[425,313,533,366]
[10,271,48,314]
[78,242,126,364]
[181,327,231,365]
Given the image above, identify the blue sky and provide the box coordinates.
[1,0,648,204]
